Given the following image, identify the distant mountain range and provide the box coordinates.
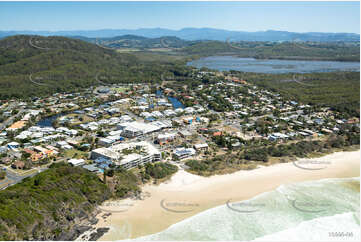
[0,28,359,42]
[72,35,198,49]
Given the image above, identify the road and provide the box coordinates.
[0,167,38,190]
[29,73,50,86]
[29,37,51,50]
[0,159,59,190]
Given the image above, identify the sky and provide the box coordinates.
[0,1,360,33]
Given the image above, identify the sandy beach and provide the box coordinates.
[95,150,360,240]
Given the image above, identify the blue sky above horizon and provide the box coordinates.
[0,1,360,33]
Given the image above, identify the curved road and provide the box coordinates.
[95,39,116,51]
[29,37,51,50]
[29,74,50,86]
[292,74,315,87]
[94,73,107,85]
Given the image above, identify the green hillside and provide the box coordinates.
[0,35,189,99]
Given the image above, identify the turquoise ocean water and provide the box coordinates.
[133,177,360,241]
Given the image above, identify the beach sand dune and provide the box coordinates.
[96,150,360,240]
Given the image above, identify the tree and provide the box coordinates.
[0,171,5,180]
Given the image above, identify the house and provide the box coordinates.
[174,108,184,114]
[185,107,195,114]
[157,132,177,145]
[1,157,11,165]
[194,143,209,151]
[163,109,176,117]
[7,142,20,150]
[173,147,196,159]
[68,158,85,167]
[213,131,222,137]
[83,164,101,173]
[151,111,163,118]
[321,128,333,134]
[0,146,8,154]
[24,148,43,162]
[179,130,192,138]
[347,117,359,124]
[268,132,289,141]
[11,161,25,169]
[157,99,169,106]
[98,138,115,147]
[56,141,69,148]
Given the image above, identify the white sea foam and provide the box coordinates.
[133,177,360,241]
[253,212,360,241]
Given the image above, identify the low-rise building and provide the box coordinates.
[117,121,161,138]
[68,158,85,167]
[194,143,209,151]
[91,141,161,170]
[157,132,177,145]
[173,147,196,159]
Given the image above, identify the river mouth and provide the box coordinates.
[187,56,360,74]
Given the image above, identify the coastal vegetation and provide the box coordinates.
[237,71,360,117]
[0,162,111,240]
[109,167,141,198]
[186,128,360,176]
[0,160,177,239]
[104,162,178,198]
[144,162,178,179]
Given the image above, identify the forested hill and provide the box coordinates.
[70,35,360,63]
[0,163,111,240]
[179,41,360,62]
[0,35,188,100]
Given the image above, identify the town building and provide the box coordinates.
[91,141,161,169]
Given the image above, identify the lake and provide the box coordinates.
[187,56,360,73]
[157,89,185,109]
[37,113,66,127]
[168,96,185,109]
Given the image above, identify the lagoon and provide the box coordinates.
[187,56,360,73]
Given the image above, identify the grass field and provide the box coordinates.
[63,149,88,159]
[111,86,130,93]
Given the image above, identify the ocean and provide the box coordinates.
[134,177,360,241]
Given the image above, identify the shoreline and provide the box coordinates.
[94,150,360,241]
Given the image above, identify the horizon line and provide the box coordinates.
[0,27,359,35]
